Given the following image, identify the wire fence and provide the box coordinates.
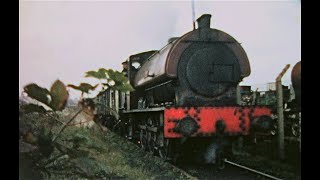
[238,81,295,107]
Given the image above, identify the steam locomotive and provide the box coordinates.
[285,61,301,138]
[95,14,273,164]
[291,61,301,107]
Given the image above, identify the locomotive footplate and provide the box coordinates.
[164,106,272,138]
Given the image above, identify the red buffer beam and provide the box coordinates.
[164,106,272,138]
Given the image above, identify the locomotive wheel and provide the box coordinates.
[156,113,170,160]
[158,136,170,160]
[147,116,157,154]
[140,113,171,160]
[139,119,148,151]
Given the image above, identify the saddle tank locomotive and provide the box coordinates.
[97,14,274,164]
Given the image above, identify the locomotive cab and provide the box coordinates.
[126,50,157,85]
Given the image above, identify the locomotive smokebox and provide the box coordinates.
[133,13,251,106]
[197,14,212,29]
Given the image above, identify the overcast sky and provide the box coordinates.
[19,0,301,98]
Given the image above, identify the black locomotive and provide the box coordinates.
[95,14,273,164]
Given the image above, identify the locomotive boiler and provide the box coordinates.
[97,14,273,165]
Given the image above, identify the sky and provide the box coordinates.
[19,0,301,98]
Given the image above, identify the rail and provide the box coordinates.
[224,159,283,180]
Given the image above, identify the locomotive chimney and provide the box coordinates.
[197,14,211,29]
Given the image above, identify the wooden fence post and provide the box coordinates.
[276,64,290,160]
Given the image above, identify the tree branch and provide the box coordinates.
[52,108,83,142]
[47,113,66,125]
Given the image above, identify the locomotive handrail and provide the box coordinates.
[145,80,173,91]
[122,107,165,113]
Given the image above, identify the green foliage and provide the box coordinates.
[70,134,89,149]
[38,129,54,158]
[102,83,111,88]
[106,69,134,92]
[50,80,69,111]
[85,68,108,79]
[24,80,70,112]
[24,84,51,105]
[106,69,128,83]
[67,83,98,94]
[84,68,134,92]
[20,104,47,114]
[113,81,134,92]
[20,110,193,180]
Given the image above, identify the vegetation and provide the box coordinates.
[19,68,191,179]
[19,112,192,179]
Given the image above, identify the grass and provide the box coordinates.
[19,111,193,180]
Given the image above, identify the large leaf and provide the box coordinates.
[20,104,47,114]
[85,68,108,79]
[113,81,134,92]
[98,68,108,76]
[67,83,98,94]
[106,69,128,83]
[50,80,69,111]
[106,69,134,92]
[102,83,111,88]
[23,83,51,106]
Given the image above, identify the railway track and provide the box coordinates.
[114,129,298,179]
[223,159,282,180]
[176,159,283,180]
